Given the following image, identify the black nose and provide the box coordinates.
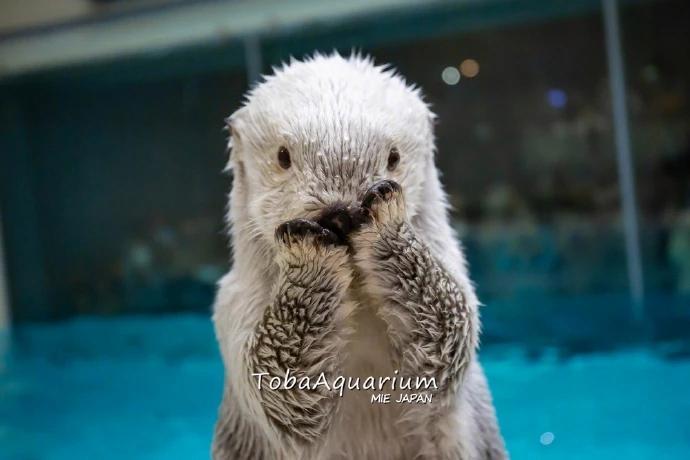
[317,203,361,244]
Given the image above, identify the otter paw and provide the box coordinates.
[275,218,340,247]
[360,179,405,224]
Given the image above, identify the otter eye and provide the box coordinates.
[277,146,291,169]
[387,147,400,171]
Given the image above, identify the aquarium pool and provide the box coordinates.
[1,314,689,459]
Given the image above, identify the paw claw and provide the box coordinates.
[275,218,339,246]
[362,180,402,210]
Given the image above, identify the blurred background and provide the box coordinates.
[0,0,688,459]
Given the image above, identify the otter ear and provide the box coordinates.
[224,108,247,172]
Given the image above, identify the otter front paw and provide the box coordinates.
[360,179,406,225]
[275,218,351,272]
[349,179,413,261]
[275,218,340,247]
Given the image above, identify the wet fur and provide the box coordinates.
[212,53,507,459]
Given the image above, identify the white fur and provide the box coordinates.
[213,52,505,459]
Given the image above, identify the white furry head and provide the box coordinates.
[226,52,439,265]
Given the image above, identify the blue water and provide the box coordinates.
[1,315,689,459]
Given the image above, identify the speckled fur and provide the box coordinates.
[212,53,507,460]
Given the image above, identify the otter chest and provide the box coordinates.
[320,292,414,459]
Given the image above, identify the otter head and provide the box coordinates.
[226,53,436,260]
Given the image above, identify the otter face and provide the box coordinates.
[227,54,435,248]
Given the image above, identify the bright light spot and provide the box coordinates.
[460,59,480,78]
[547,89,567,108]
[540,432,555,446]
[441,66,461,85]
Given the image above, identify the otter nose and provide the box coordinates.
[317,202,361,244]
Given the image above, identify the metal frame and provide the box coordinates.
[603,0,645,320]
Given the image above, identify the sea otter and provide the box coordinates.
[212,53,507,460]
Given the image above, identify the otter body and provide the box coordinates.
[212,54,507,459]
